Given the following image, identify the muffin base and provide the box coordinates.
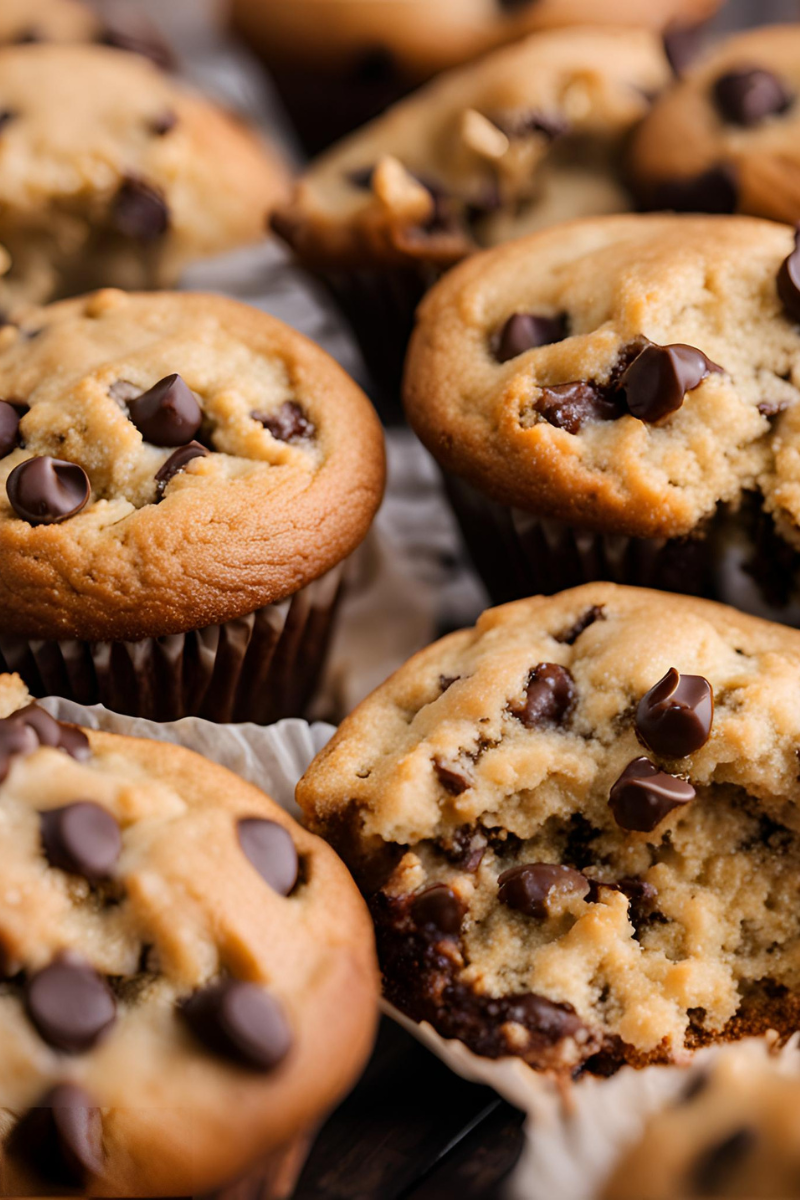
[0,566,343,724]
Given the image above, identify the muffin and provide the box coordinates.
[273,27,673,406]
[602,1043,800,1199]
[0,672,379,1197]
[631,25,800,223]
[231,0,720,154]
[0,288,385,722]
[298,583,800,1073]
[0,43,290,314]
[0,0,100,46]
[404,212,800,619]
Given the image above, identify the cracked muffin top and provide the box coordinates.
[273,28,672,271]
[232,0,719,77]
[0,674,378,1196]
[298,584,800,1070]
[631,25,800,225]
[0,289,385,642]
[404,213,800,541]
[0,43,289,310]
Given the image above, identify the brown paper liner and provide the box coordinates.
[0,566,343,725]
[443,473,716,606]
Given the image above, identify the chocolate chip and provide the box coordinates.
[498,863,589,918]
[778,228,800,323]
[150,110,177,136]
[6,457,90,525]
[110,177,169,241]
[440,827,486,873]
[609,757,695,833]
[237,818,298,896]
[0,109,17,132]
[411,885,463,936]
[180,979,292,1071]
[510,663,575,728]
[41,803,121,883]
[434,758,472,795]
[653,164,738,214]
[155,441,209,495]
[493,313,566,363]
[617,341,722,423]
[502,992,584,1042]
[0,716,38,783]
[555,605,605,645]
[536,381,626,433]
[714,68,792,126]
[253,400,315,442]
[25,955,116,1053]
[690,1127,756,1195]
[14,704,90,761]
[128,374,202,447]
[0,400,20,458]
[586,876,657,920]
[9,1085,103,1187]
[347,165,375,189]
[636,668,713,757]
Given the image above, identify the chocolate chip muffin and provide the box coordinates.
[298,583,800,1073]
[631,26,800,224]
[602,1044,800,1199]
[404,212,800,618]
[231,0,720,155]
[0,673,378,1197]
[0,288,385,722]
[0,43,289,313]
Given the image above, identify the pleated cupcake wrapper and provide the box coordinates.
[0,563,344,725]
[443,472,716,607]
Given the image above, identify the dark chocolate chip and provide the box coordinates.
[494,313,566,363]
[690,1127,757,1196]
[440,826,487,873]
[0,400,20,458]
[434,758,472,795]
[252,400,315,442]
[411,884,463,936]
[498,863,589,918]
[150,110,177,136]
[25,955,116,1053]
[609,757,695,833]
[636,667,714,757]
[502,992,584,1042]
[14,704,90,761]
[110,177,169,241]
[0,109,17,132]
[41,803,122,883]
[180,979,292,1071]
[128,374,202,447]
[653,164,738,214]
[713,67,792,127]
[0,716,38,783]
[6,457,90,525]
[777,228,800,323]
[617,342,722,423]
[9,1084,103,1187]
[536,381,626,433]
[237,818,299,896]
[556,605,605,645]
[346,165,375,189]
[586,876,657,920]
[510,663,575,728]
[154,441,209,495]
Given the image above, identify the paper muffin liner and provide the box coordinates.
[0,563,344,726]
[443,472,716,606]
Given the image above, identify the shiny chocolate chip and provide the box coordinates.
[690,1127,757,1195]
[636,668,713,758]
[237,818,299,896]
[713,67,792,126]
[15,704,90,761]
[411,884,463,936]
[128,374,202,447]
[777,228,800,323]
[536,381,625,433]
[653,164,738,214]
[253,401,315,442]
[434,758,472,795]
[609,757,695,833]
[180,979,292,1071]
[0,400,20,458]
[617,341,722,423]
[9,1085,103,1187]
[504,992,584,1042]
[498,863,589,918]
[493,313,566,363]
[155,441,209,495]
[6,457,90,525]
[25,955,116,1053]
[110,177,169,241]
[510,663,575,728]
[41,803,122,883]
[0,109,17,132]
